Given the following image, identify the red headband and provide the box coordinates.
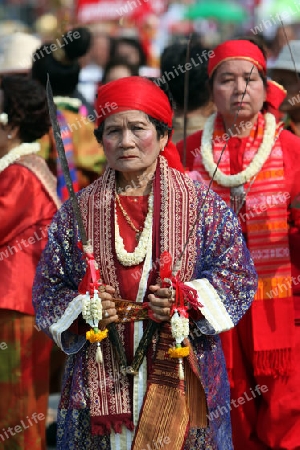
[95,76,173,127]
[208,40,267,77]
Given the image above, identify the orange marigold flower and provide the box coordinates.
[168,346,190,358]
[86,328,108,343]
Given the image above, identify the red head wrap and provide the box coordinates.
[95,76,172,127]
[265,79,287,120]
[95,76,184,172]
[207,40,286,118]
[208,39,266,77]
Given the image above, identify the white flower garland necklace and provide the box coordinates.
[115,190,154,266]
[0,142,41,173]
[201,112,276,187]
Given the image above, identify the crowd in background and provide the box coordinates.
[1,3,300,448]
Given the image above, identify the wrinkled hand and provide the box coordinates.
[148,284,174,322]
[98,285,118,328]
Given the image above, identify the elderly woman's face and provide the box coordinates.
[102,110,168,175]
[212,59,266,124]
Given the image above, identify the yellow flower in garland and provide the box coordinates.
[168,345,190,358]
[86,328,108,343]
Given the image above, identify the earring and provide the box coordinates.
[160,147,165,153]
[7,134,12,139]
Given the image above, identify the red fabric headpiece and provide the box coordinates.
[208,40,267,78]
[265,79,287,119]
[95,76,184,172]
[95,76,172,127]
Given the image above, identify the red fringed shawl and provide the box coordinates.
[79,156,202,446]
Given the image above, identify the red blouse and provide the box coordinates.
[0,164,57,315]
[115,194,149,301]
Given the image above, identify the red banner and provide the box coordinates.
[76,0,166,24]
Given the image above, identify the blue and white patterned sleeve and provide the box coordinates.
[32,199,87,354]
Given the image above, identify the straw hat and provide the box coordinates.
[272,40,300,73]
[0,32,41,74]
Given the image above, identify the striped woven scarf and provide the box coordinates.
[79,156,206,447]
[193,112,295,377]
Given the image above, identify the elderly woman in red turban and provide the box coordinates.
[177,39,300,450]
[33,76,257,449]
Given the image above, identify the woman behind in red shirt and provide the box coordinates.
[0,75,60,449]
[177,38,300,450]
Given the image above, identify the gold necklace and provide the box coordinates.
[115,193,143,242]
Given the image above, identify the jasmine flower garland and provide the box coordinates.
[114,190,154,266]
[201,112,276,187]
[0,143,41,173]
